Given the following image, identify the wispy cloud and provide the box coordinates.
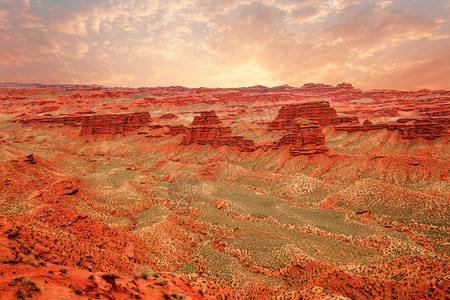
[0,0,448,89]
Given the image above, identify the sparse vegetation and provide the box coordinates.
[74,288,84,295]
[155,280,168,286]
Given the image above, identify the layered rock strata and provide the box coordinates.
[79,112,152,135]
[335,117,449,140]
[273,121,328,156]
[181,111,256,152]
[17,112,152,136]
[268,102,331,155]
[269,101,338,129]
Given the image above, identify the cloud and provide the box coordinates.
[0,0,448,89]
[202,1,450,89]
[371,45,450,90]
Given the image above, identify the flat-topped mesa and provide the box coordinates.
[269,101,338,130]
[80,112,152,135]
[181,111,256,152]
[273,121,328,156]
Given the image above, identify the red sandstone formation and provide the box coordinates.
[16,112,152,136]
[190,110,223,126]
[331,116,360,125]
[335,117,449,140]
[336,82,354,90]
[181,111,256,152]
[363,119,373,126]
[268,101,331,155]
[335,121,388,133]
[18,115,86,126]
[167,125,187,136]
[390,118,449,140]
[157,113,178,120]
[273,121,328,156]
[269,101,338,129]
[80,112,152,135]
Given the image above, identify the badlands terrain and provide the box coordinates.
[0,82,449,299]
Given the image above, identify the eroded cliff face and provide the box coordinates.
[181,111,256,152]
[269,101,338,129]
[79,112,152,135]
[391,118,449,140]
[16,112,152,135]
[273,121,328,156]
[268,102,331,155]
[335,117,449,140]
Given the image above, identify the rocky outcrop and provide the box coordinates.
[158,113,178,120]
[331,116,360,126]
[269,101,338,129]
[181,111,256,152]
[18,115,86,126]
[335,117,449,140]
[22,154,37,165]
[273,121,328,156]
[17,112,152,135]
[268,102,332,155]
[190,110,222,126]
[335,122,388,133]
[167,125,187,136]
[79,112,152,135]
[389,118,449,140]
[336,82,354,90]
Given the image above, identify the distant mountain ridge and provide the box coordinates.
[2,82,448,94]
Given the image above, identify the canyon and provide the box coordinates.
[0,82,448,299]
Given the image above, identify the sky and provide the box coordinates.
[0,0,449,90]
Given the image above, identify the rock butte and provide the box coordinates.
[269,100,338,128]
[181,111,256,152]
[0,82,449,299]
[272,121,328,156]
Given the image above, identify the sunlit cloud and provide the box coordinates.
[0,0,448,89]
